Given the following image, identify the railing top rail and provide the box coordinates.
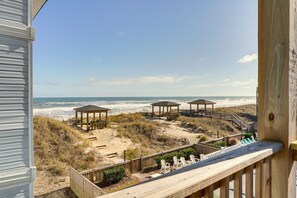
[100,141,282,198]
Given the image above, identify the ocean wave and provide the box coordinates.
[33,97,256,120]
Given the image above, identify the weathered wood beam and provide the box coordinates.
[258,0,297,197]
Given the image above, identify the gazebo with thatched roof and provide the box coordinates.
[188,99,216,116]
[151,101,180,119]
[73,105,110,131]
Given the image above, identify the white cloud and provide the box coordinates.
[220,79,255,87]
[237,53,258,64]
[88,75,194,86]
[189,79,256,89]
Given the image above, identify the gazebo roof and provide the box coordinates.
[151,101,180,107]
[188,99,216,105]
[73,105,110,112]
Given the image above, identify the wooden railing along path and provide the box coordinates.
[180,109,249,130]
[100,141,282,198]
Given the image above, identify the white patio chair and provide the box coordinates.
[160,159,170,173]
[173,156,182,170]
[189,154,199,164]
[180,157,190,167]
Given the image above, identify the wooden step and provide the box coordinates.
[87,136,97,141]
[106,152,117,158]
[95,144,106,149]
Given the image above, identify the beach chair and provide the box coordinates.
[189,154,199,164]
[173,156,182,170]
[180,157,190,167]
[251,136,256,142]
[160,159,170,174]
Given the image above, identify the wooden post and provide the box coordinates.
[130,160,134,174]
[93,112,95,121]
[159,106,161,118]
[124,150,126,161]
[140,156,144,172]
[75,111,78,126]
[190,104,192,116]
[258,1,296,197]
[80,112,83,127]
[86,112,89,131]
[105,111,108,127]
[196,105,198,116]
[166,106,169,119]
[162,106,164,116]
[151,106,154,117]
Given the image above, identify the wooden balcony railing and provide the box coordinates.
[100,141,282,198]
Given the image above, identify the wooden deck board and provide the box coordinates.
[100,141,282,198]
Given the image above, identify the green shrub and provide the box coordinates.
[180,148,195,160]
[103,167,125,185]
[244,132,253,140]
[154,148,196,167]
[198,135,208,142]
[212,141,227,147]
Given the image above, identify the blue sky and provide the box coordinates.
[33,0,258,97]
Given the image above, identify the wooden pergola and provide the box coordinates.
[151,101,180,119]
[73,105,110,131]
[188,99,216,116]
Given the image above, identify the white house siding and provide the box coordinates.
[0,0,34,197]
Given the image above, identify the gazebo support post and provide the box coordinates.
[75,111,78,126]
[190,104,192,116]
[81,112,83,128]
[86,113,89,131]
[162,106,164,116]
[93,112,95,121]
[159,106,161,118]
[196,105,198,116]
[151,106,154,117]
[105,111,108,127]
[167,106,169,119]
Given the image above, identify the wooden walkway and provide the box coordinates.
[180,110,249,131]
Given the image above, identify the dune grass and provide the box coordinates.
[34,116,100,175]
[178,116,241,138]
[109,113,187,152]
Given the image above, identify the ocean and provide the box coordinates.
[33,96,256,120]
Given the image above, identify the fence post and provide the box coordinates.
[140,156,143,172]
[124,150,126,161]
[90,172,94,182]
[130,160,133,174]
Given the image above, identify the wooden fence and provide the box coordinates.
[203,133,244,144]
[80,143,220,183]
[70,167,105,198]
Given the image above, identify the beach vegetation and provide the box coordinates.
[178,116,240,138]
[125,147,151,160]
[34,116,99,176]
[197,135,208,142]
[103,167,125,185]
[212,141,227,147]
[109,113,145,123]
[229,138,238,146]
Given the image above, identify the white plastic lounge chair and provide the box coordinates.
[173,156,182,169]
[160,159,170,173]
[251,136,256,142]
[189,154,199,164]
[180,157,190,167]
